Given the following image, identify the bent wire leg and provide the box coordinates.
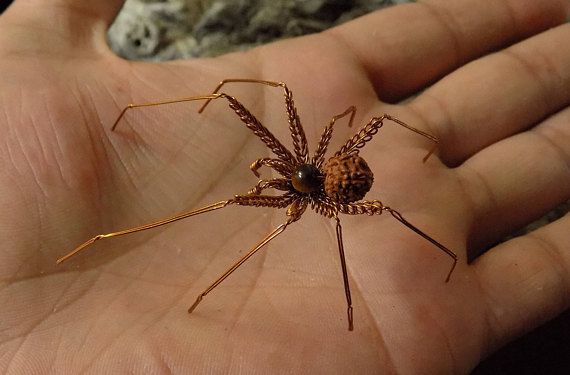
[112,89,295,164]
[197,78,309,162]
[111,94,223,131]
[57,200,233,264]
[198,79,284,113]
[385,207,457,282]
[336,114,439,162]
[189,198,307,315]
[312,105,356,167]
[384,115,439,162]
[188,219,292,314]
[247,178,291,196]
[249,157,294,178]
[337,201,457,282]
[334,216,354,331]
[220,94,296,163]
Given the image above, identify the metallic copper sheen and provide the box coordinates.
[58,78,457,333]
[291,164,322,193]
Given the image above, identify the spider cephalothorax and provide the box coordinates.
[291,163,321,193]
[58,79,457,331]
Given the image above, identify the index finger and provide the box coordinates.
[328,0,567,102]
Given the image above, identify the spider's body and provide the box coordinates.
[58,79,457,331]
[289,154,375,204]
[252,152,375,211]
[291,163,321,193]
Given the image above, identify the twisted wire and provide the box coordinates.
[338,200,386,215]
[336,117,384,156]
[250,157,294,178]
[248,178,291,195]
[312,118,334,167]
[225,95,296,163]
[284,86,309,163]
[310,194,338,218]
[287,197,308,223]
[313,106,356,167]
[233,194,295,208]
[310,194,387,217]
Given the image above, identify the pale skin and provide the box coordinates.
[1,0,569,373]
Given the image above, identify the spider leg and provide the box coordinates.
[110,94,223,131]
[188,198,307,314]
[198,79,309,163]
[336,114,439,162]
[385,207,457,282]
[198,79,282,113]
[188,221,290,314]
[56,200,233,264]
[233,193,296,209]
[312,106,356,168]
[247,178,291,196]
[334,216,354,331]
[111,90,295,164]
[249,157,294,178]
[336,200,457,282]
[220,94,296,163]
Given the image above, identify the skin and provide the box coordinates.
[0,0,569,373]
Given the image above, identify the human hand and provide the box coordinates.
[0,0,568,373]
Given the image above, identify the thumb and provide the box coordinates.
[0,0,125,56]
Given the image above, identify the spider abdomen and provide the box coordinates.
[323,154,374,203]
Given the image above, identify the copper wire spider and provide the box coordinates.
[57,79,457,331]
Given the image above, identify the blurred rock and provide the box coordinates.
[107,0,403,60]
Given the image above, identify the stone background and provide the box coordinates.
[107,0,408,60]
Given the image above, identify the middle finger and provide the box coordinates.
[408,22,570,167]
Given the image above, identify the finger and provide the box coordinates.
[473,213,570,353]
[327,0,568,102]
[0,0,125,52]
[455,107,570,253]
[409,22,570,166]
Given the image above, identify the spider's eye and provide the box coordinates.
[292,164,322,193]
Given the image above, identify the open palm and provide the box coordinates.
[1,0,569,373]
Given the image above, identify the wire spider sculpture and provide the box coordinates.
[57,79,457,331]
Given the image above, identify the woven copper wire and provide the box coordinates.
[58,79,456,332]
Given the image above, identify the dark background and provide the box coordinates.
[0,0,11,13]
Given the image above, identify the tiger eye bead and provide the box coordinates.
[291,164,322,193]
